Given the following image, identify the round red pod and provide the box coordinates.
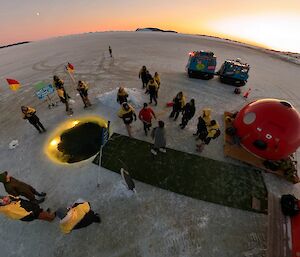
[233,99,300,160]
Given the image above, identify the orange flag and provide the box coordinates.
[67,62,75,73]
[6,78,20,91]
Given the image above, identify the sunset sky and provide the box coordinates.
[1,0,300,52]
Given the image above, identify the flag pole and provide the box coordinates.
[66,67,77,93]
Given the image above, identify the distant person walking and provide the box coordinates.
[53,75,72,114]
[139,103,156,136]
[109,46,112,58]
[0,171,46,204]
[117,87,128,105]
[151,120,167,156]
[146,78,158,106]
[118,102,137,137]
[180,99,195,129]
[56,199,100,234]
[169,91,186,121]
[153,72,161,98]
[21,106,46,133]
[139,66,148,89]
[0,195,55,222]
[77,80,91,108]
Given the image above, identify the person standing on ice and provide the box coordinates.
[109,46,113,58]
[0,195,55,222]
[116,87,128,105]
[77,80,92,108]
[180,99,195,129]
[196,120,220,152]
[202,108,212,126]
[53,75,72,114]
[153,72,161,98]
[56,199,100,234]
[146,78,158,106]
[169,91,186,121]
[194,116,208,141]
[139,66,148,89]
[118,102,137,137]
[139,103,156,136]
[151,120,167,155]
[0,171,46,204]
[21,106,46,133]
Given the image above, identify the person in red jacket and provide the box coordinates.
[138,103,156,136]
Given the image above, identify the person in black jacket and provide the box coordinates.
[169,92,186,121]
[139,66,148,89]
[180,99,195,129]
[194,116,208,141]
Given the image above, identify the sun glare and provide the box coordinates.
[211,14,300,53]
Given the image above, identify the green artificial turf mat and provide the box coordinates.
[101,133,268,213]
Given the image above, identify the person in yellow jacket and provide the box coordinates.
[196,120,221,152]
[56,199,100,234]
[169,91,186,121]
[202,108,212,126]
[146,78,158,106]
[154,72,160,98]
[77,80,91,108]
[118,102,137,137]
[0,195,55,222]
[21,106,46,133]
[53,75,72,114]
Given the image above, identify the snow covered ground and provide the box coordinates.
[0,31,299,257]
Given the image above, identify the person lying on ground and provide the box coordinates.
[0,195,55,222]
[56,199,100,234]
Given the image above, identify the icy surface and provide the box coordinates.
[0,31,299,257]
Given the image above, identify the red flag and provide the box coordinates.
[67,62,74,73]
[6,78,20,91]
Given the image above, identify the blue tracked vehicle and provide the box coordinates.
[186,51,217,80]
[218,59,250,87]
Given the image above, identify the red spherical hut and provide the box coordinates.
[233,99,300,160]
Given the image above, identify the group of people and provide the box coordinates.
[53,75,92,115]
[139,66,161,106]
[117,67,220,154]
[0,171,100,234]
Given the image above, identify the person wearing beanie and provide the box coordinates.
[21,106,46,133]
[138,103,156,136]
[116,87,128,105]
[118,102,137,137]
[0,195,55,222]
[0,171,46,204]
[56,199,100,234]
[151,120,167,156]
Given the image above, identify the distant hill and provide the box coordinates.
[0,41,31,49]
[136,28,177,33]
